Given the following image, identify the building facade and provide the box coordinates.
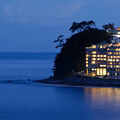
[86,42,120,78]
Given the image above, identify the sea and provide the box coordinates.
[0,52,120,120]
[0,52,55,80]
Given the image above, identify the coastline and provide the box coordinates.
[34,76,120,88]
[1,76,120,88]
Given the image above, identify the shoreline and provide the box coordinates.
[33,76,120,88]
[1,76,120,88]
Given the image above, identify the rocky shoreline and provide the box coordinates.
[1,76,120,87]
[34,76,120,87]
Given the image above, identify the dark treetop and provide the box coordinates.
[53,21,112,79]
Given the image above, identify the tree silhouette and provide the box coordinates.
[69,20,96,33]
[53,22,112,79]
[86,21,96,29]
[53,35,64,48]
[102,23,115,30]
[69,22,79,33]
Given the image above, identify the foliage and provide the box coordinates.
[69,20,95,33]
[53,21,112,79]
[53,35,65,48]
[102,23,115,30]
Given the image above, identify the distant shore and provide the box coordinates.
[1,76,120,88]
[34,76,120,87]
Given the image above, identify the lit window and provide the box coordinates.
[107,72,110,75]
[92,51,96,54]
[92,55,96,57]
[97,58,100,60]
[86,69,88,75]
[92,58,96,60]
[100,45,103,48]
[116,59,119,61]
[92,45,96,48]
[116,65,119,68]
[86,55,89,57]
[97,55,100,57]
[113,59,115,61]
[91,61,96,64]
[103,55,106,57]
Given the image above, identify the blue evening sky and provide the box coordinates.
[0,0,120,52]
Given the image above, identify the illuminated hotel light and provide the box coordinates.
[85,28,120,78]
[86,41,120,78]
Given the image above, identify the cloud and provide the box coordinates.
[1,0,86,26]
[3,0,120,27]
[52,1,86,18]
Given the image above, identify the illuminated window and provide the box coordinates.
[113,59,115,61]
[97,58,100,60]
[100,68,103,75]
[97,55,100,57]
[86,64,88,67]
[97,68,100,75]
[115,73,117,76]
[103,68,106,75]
[116,65,119,68]
[92,68,95,71]
[91,72,96,76]
[92,51,96,54]
[107,72,110,75]
[113,65,115,68]
[97,68,106,76]
[100,65,106,67]
[92,58,96,60]
[108,52,112,55]
[86,69,88,75]
[91,61,96,64]
[110,62,112,65]
[100,45,103,48]
[92,45,96,48]
[86,54,89,57]
[116,59,119,61]
[103,55,106,57]
[92,55,96,57]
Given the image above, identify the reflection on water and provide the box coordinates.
[84,87,120,120]
[85,87,120,103]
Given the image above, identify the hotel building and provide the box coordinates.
[86,28,120,79]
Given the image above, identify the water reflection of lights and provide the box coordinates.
[85,87,120,103]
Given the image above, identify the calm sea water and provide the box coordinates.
[0,52,55,80]
[0,84,120,120]
[0,53,120,120]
